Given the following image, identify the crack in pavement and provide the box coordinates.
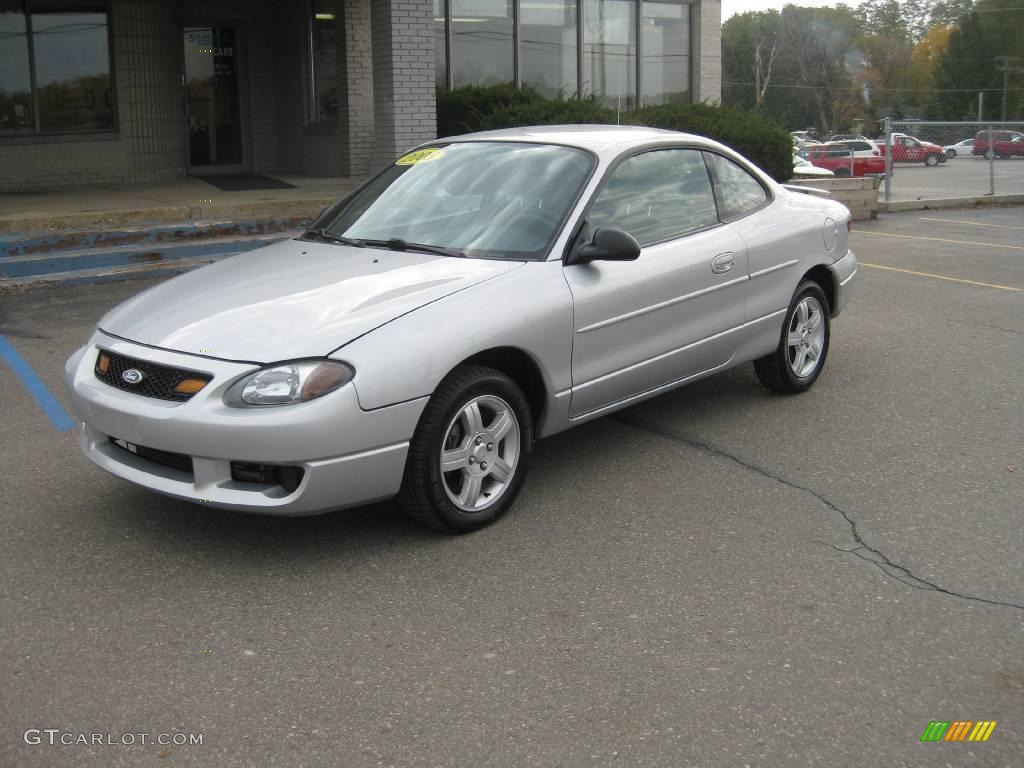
[615,414,1024,611]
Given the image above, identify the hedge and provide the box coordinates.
[630,103,793,183]
[436,85,793,182]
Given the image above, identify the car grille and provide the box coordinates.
[95,350,212,402]
[109,438,194,477]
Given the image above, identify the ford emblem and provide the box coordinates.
[121,368,145,385]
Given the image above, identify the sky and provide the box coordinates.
[722,0,864,19]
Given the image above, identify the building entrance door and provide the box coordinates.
[182,23,248,172]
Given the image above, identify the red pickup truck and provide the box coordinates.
[804,146,886,177]
[878,134,946,166]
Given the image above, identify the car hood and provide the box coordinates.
[99,239,523,362]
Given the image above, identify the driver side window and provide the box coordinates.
[587,149,719,247]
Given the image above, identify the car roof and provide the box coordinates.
[439,124,709,153]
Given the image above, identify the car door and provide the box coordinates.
[904,137,924,162]
[562,147,748,419]
[703,152,795,330]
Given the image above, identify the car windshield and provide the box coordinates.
[312,142,594,260]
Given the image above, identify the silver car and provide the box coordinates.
[65,126,858,532]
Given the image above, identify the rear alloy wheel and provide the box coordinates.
[924,153,939,166]
[754,280,831,394]
[398,364,532,533]
[947,149,957,159]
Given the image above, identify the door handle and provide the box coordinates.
[711,252,735,274]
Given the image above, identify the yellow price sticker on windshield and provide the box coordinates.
[396,148,445,166]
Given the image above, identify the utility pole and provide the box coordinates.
[995,57,1024,122]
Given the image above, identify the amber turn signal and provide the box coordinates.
[96,353,110,374]
[173,378,208,395]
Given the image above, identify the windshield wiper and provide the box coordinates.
[361,238,467,259]
[303,228,365,247]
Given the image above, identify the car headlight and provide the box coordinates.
[225,360,354,407]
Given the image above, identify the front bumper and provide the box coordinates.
[828,248,857,317]
[64,331,427,515]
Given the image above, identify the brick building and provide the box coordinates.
[0,0,721,192]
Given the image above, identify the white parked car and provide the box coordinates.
[792,155,835,177]
[65,126,858,533]
[943,139,974,159]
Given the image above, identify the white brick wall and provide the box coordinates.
[370,0,436,171]
[696,0,722,104]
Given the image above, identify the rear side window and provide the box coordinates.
[587,149,719,246]
[705,153,769,221]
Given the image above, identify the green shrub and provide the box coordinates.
[632,103,793,182]
[436,85,794,182]
[482,98,619,131]
[436,83,544,137]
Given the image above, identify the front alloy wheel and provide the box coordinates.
[754,280,831,394]
[925,153,939,166]
[398,364,532,533]
[440,394,520,512]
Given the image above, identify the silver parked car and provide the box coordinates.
[65,126,858,532]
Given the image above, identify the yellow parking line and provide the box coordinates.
[919,216,1024,231]
[860,262,1022,292]
[852,230,1024,251]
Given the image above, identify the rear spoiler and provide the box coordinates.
[782,184,832,198]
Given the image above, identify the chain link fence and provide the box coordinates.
[882,119,1024,202]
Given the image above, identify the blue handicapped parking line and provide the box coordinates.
[0,335,77,432]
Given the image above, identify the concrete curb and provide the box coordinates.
[880,194,1024,212]
[0,197,337,235]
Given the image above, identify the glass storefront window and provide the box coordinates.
[451,0,514,87]
[1,1,115,133]
[582,0,636,110]
[435,1,694,107]
[435,0,448,87]
[308,0,338,126]
[520,0,577,99]
[641,1,690,106]
[0,4,32,131]
[32,6,114,131]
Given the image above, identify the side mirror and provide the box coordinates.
[566,226,640,266]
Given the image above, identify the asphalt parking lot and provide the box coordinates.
[1,207,1022,767]
[886,156,1024,200]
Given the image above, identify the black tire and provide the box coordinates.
[947,149,957,159]
[397,364,533,533]
[834,167,851,177]
[924,153,938,166]
[754,280,831,395]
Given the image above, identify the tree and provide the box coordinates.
[931,0,1024,119]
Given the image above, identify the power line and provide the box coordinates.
[723,80,1024,93]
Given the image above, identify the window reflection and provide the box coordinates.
[582,0,635,110]
[32,9,113,131]
[451,0,514,87]
[641,1,690,105]
[520,0,577,98]
[589,149,718,245]
[0,6,32,131]
[309,0,339,125]
[435,0,448,86]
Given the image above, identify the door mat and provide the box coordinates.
[195,174,297,191]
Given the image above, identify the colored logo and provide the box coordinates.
[121,368,145,385]
[921,721,997,742]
